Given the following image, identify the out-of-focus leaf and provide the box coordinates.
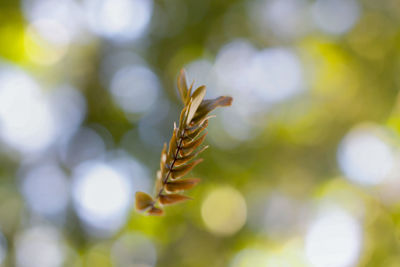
[174,145,208,166]
[177,69,188,103]
[183,132,207,149]
[171,158,203,179]
[180,134,207,157]
[178,106,188,133]
[159,194,192,205]
[160,143,167,175]
[185,120,208,140]
[198,96,233,114]
[187,81,194,104]
[155,170,163,194]
[186,86,206,124]
[192,96,233,123]
[186,119,208,136]
[147,206,164,216]
[168,127,178,159]
[135,192,154,211]
[165,178,201,193]
[191,115,215,128]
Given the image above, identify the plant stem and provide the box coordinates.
[153,129,185,205]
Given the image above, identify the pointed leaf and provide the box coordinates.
[147,206,164,216]
[155,170,163,194]
[178,106,188,133]
[171,158,203,179]
[186,120,208,137]
[165,178,201,193]
[190,114,215,128]
[197,96,233,114]
[168,127,178,159]
[186,86,206,125]
[180,134,207,157]
[159,194,192,205]
[183,132,207,149]
[177,69,188,103]
[135,192,154,211]
[186,81,194,105]
[184,120,208,141]
[192,96,233,123]
[160,143,167,175]
[174,145,208,166]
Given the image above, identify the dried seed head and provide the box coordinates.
[137,68,232,216]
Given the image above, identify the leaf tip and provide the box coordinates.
[135,191,154,212]
[147,206,164,216]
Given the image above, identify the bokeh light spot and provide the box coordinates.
[22,0,86,42]
[59,127,106,169]
[0,66,57,155]
[15,226,65,267]
[72,161,133,236]
[305,208,362,267]
[311,0,360,35]
[201,186,247,236]
[25,19,70,65]
[21,163,69,217]
[251,0,310,40]
[111,233,157,267]
[230,249,269,267]
[85,0,153,42]
[250,47,304,103]
[110,65,160,116]
[338,126,394,186]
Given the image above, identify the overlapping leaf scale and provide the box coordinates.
[170,158,203,180]
[159,143,168,176]
[184,119,208,141]
[174,146,208,167]
[159,194,192,205]
[186,86,206,124]
[168,127,178,160]
[136,69,232,216]
[165,178,201,193]
[177,69,188,103]
[135,192,154,211]
[180,133,207,158]
[147,206,164,216]
[191,96,233,125]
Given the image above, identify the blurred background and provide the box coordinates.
[0,0,400,266]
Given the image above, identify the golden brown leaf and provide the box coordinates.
[168,128,178,159]
[155,170,163,194]
[183,132,207,149]
[160,143,167,175]
[165,178,201,193]
[186,118,208,132]
[147,206,164,216]
[135,192,154,211]
[186,86,206,124]
[178,106,188,133]
[192,96,233,123]
[197,96,233,114]
[180,133,207,157]
[171,158,203,179]
[177,69,188,103]
[174,145,209,167]
[187,81,194,104]
[184,120,208,140]
[159,194,192,205]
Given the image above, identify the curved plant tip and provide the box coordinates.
[135,68,233,216]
